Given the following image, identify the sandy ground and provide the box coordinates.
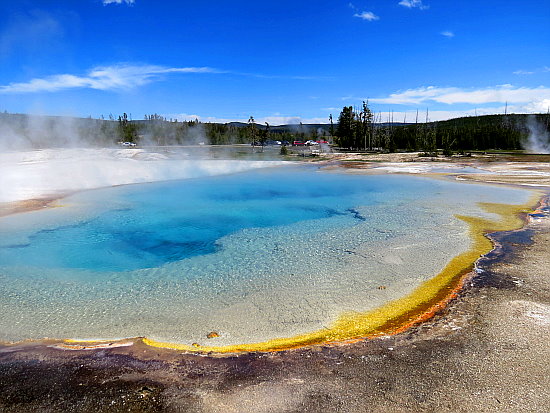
[1,154,549,412]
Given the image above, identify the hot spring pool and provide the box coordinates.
[0,165,535,350]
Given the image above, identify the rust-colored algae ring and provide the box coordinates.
[54,194,542,355]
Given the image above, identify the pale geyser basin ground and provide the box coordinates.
[0,164,534,348]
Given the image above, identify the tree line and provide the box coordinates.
[333,102,550,153]
[117,113,330,146]
[1,109,548,151]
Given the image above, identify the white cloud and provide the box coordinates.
[375,102,550,122]
[354,102,550,123]
[260,115,329,125]
[177,103,550,125]
[0,64,222,93]
[370,85,550,106]
[354,12,380,21]
[103,0,135,5]
[169,114,328,126]
[441,31,455,38]
[521,98,550,113]
[168,113,235,124]
[398,0,429,10]
[0,64,324,94]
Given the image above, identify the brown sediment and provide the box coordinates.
[52,339,134,351]
[456,173,550,187]
[317,153,550,188]
[0,197,61,218]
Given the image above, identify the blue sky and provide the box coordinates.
[0,0,549,124]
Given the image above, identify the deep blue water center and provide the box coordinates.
[1,167,433,272]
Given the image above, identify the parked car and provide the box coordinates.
[292,141,304,146]
[305,140,320,146]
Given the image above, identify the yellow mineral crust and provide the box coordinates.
[140,195,541,354]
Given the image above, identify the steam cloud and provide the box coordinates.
[0,113,100,150]
[0,113,283,204]
[0,113,212,150]
[524,115,550,154]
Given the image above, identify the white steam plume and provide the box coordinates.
[0,148,285,203]
[523,115,550,154]
[0,113,115,150]
[0,113,285,204]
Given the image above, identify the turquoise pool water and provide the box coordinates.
[0,165,533,346]
[1,167,395,272]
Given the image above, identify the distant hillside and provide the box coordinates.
[434,113,545,128]
[380,113,550,152]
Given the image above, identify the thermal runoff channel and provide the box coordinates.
[0,164,535,350]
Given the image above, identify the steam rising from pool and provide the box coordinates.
[0,148,285,203]
[524,115,550,154]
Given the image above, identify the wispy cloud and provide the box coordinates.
[0,64,327,94]
[103,0,135,5]
[513,66,550,75]
[0,10,63,58]
[239,72,332,81]
[0,64,222,94]
[398,0,429,10]
[370,85,550,105]
[354,11,380,21]
[441,31,455,38]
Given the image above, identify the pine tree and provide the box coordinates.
[336,106,355,149]
[248,116,259,148]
